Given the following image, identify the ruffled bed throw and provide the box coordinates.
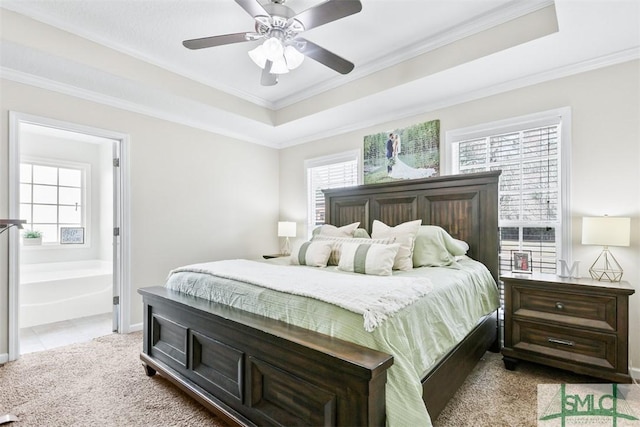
[169,259,433,332]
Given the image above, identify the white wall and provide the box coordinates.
[0,78,281,354]
[279,60,640,371]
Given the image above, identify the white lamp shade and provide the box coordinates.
[284,45,304,70]
[270,56,289,74]
[582,216,630,246]
[278,221,296,238]
[248,45,267,69]
[262,38,284,61]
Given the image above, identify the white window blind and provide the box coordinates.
[454,122,563,275]
[306,152,359,235]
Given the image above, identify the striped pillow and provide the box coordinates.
[289,241,333,267]
[312,235,395,265]
[338,243,401,276]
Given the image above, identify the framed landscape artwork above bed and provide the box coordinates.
[363,119,440,184]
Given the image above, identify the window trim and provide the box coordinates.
[445,107,572,266]
[304,149,361,237]
[20,155,91,248]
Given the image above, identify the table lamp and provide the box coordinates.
[278,221,296,256]
[581,216,630,282]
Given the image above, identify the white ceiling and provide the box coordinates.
[1,0,639,148]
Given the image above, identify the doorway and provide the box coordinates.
[8,112,130,360]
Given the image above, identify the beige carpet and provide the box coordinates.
[0,332,228,427]
[434,351,598,427]
[0,332,596,426]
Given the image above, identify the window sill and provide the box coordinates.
[21,243,90,250]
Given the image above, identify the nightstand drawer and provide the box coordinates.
[512,320,617,370]
[512,286,616,332]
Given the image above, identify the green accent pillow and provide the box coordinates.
[314,222,360,237]
[413,225,466,267]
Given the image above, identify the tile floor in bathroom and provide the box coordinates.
[19,312,113,354]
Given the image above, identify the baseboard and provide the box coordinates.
[630,366,640,383]
[128,322,143,332]
[0,353,8,365]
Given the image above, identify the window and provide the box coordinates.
[20,159,89,244]
[305,150,360,236]
[448,109,570,276]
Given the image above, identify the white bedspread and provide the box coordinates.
[169,259,434,332]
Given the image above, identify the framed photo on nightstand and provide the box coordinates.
[511,250,532,273]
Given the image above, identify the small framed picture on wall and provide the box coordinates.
[512,250,532,274]
[60,227,85,244]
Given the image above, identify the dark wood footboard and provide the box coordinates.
[139,286,394,427]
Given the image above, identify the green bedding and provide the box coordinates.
[165,256,499,426]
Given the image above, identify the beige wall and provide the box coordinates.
[279,60,640,371]
[0,79,280,355]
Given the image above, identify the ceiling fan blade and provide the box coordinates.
[298,38,354,75]
[183,33,252,49]
[261,61,278,86]
[293,0,362,31]
[235,0,270,19]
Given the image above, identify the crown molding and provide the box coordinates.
[276,48,640,149]
[0,67,280,148]
[3,47,637,151]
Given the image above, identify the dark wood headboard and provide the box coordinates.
[323,171,501,284]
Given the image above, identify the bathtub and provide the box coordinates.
[20,260,113,328]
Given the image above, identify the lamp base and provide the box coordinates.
[281,237,291,256]
[588,248,623,282]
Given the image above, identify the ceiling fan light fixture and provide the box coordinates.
[270,56,290,74]
[248,44,268,69]
[262,37,284,61]
[183,0,363,86]
[283,45,304,70]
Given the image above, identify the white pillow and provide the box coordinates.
[338,243,401,276]
[413,225,465,267]
[290,240,333,267]
[312,235,395,265]
[316,222,360,237]
[371,219,422,271]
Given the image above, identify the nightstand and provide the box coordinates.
[501,272,635,383]
[262,254,287,259]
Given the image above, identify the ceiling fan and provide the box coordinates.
[182,0,363,86]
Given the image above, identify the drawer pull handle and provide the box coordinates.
[555,302,564,310]
[548,338,575,347]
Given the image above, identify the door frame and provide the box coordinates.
[8,111,131,360]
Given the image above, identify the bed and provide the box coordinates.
[139,171,501,426]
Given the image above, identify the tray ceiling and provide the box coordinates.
[1,0,639,147]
